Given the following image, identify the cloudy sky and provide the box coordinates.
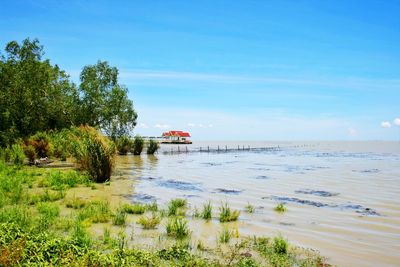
[1,0,399,140]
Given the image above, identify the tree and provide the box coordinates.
[78,61,137,140]
[0,38,79,146]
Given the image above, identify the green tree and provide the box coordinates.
[0,38,79,146]
[78,61,137,140]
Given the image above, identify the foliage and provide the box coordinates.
[116,136,133,155]
[201,201,213,220]
[146,139,159,154]
[113,209,127,226]
[77,60,137,140]
[166,218,190,239]
[71,126,116,183]
[24,131,51,158]
[219,202,240,222]
[218,228,232,243]
[168,198,187,216]
[9,144,26,165]
[132,135,144,155]
[121,203,146,214]
[273,236,288,254]
[77,200,112,223]
[0,38,137,147]
[274,203,287,213]
[245,202,255,213]
[0,38,79,146]
[137,213,161,229]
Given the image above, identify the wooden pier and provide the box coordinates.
[161,145,280,154]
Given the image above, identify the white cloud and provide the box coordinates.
[381,121,392,128]
[394,118,400,126]
[348,127,357,136]
[187,123,213,128]
[154,124,170,129]
[137,123,149,129]
[187,123,196,127]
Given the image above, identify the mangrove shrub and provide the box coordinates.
[132,135,144,155]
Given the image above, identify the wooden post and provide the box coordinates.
[186,146,188,153]
[238,145,239,150]
[217,145,220,152]
[243,145,245,150]
[225,145,227,152]
[248,145,250,150]
[207,146,209,152]
[171,147,173,153]
[200,147,202,152]
[178,146,180,152]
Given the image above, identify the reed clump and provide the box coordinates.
[219,202,240,222]
[137,213,161,229]
[166,217,190,239]
[274,203,287,213]
[168,198,187,216]
[116,136,133,155]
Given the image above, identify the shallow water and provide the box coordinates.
[116,141,400,267]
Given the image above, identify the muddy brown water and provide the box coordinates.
[97,141,399,266]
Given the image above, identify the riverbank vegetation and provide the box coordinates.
[0,38,328,266]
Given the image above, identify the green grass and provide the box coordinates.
[65,197,86,209]
[274,203,287,213]
[168,198,187,216]
[273,236,288,254]
[77,200,112,223]
[218,228,232,243]
[137,213,161,229]
[219,202,240,222]
[166,217,190,239]
[120,203,146,214]
[201,201,213,220]
[28,189,66,204]
[113,209,127,226]
[245,202,255,213]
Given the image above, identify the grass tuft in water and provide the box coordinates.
[166,217,190,239]
[274,203,287,213]
[137,213,161,229]
[273,235,288,254]
[120,203,146,214]
[219,202,240,222]
[112,209,127,226]
[168,198,187,216]
[201,201,212,220]
[218,228,232,244]
[245,202,255,213]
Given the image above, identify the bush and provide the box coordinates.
[121,203,146,214]
[116,136,133,155]
[25,132,51,158]
[273,236,288,254]
[72,126,116,183]
[23,145,36,164]
[146,140,159,155]
[113,210,127,226]
[132,135,144,155]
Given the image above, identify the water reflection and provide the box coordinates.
[147,155,159,169]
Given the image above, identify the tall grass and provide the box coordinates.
[201,201,212,220]
[166,218,190,239]
[274,203,287,213]
[168,198,187,216]
[219,202,240,222]
[132,135,144,155]
[137,213,161,229]
[71,126,116,183]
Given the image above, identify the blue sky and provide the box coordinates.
[1,0,399,140]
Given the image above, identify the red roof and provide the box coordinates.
[162,130,191,137]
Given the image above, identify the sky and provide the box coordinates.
[1,0,399,140]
